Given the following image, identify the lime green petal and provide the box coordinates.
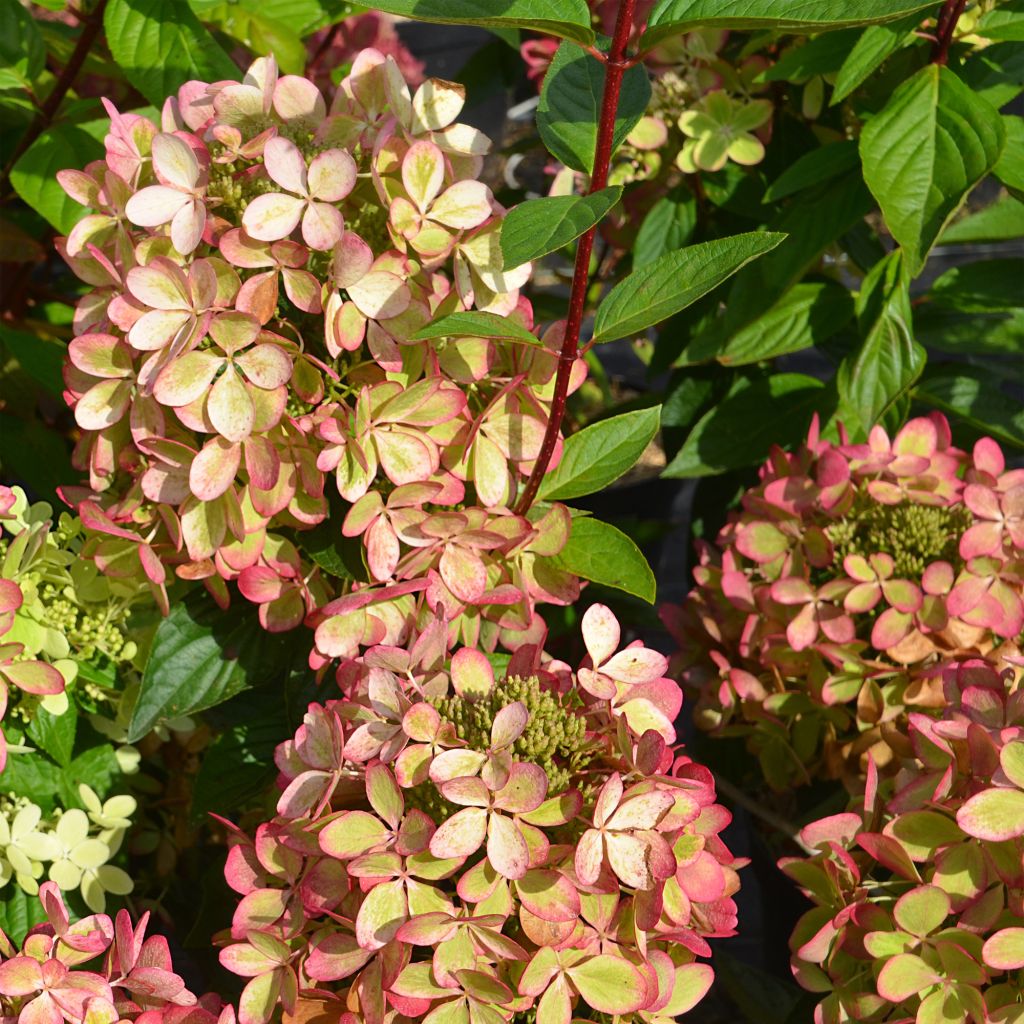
[678,110,717,138]
[732,99,773,133]
[694,132,730,172]
[71,838,111,870]
[728,134,766,166]
[96,864,134,895]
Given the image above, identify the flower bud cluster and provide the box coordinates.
[216,604,742,1024]
[57,50,586,665]
[783,656,1024,1024]
[663,413,1024,789]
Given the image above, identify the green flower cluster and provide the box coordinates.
[432,674,594,796]
[827,500,972,580]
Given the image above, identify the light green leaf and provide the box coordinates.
[190,0,351,37]
[860,64,1005,275]
[25,703,77,768]
[633,186,697,267]
[0,0,46,88]
[761,30,858,83]
[930,259,1024,313]
[539,406,661,501]
[663,373,825,478]
[677,280,854,366]
[537,41,651,174]
[994,115,1024,199]
[10,124,104,233]
[127,590,304,742]
[979,1,1024,41]
[837,252,925,435]
[411,311,541,346]
[500,187,621,270]
[959,42,1024,109]
[940,197,1024,244]
[763,141,860,202]
[915,367,1024,449]
[831,11,923,103]
[105,0,239,107]
[545,517,656,603]
[205,6,308,74]
[363,0,594,44]
[642,0,935,48]
[593,231,787,343]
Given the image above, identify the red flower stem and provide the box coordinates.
[931,0,966,64]
[514,0,639,515]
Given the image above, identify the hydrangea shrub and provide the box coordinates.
[663,413,1024,789]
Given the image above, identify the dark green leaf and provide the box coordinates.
[301,517,369,582]
[59,745,120,806]
[930,259,1024,313]
[26,703,77,768]
[831,11,923,103]
[10,124,104,233]
[539,406,661,501]
[364,0,594,44]
[105,0,239,107]
[959,42,1024,110]
[860,65,1005,275]
[940,197,1024,243]
[678,280,855,366]
[663,373,826,477]
[914,307,1024,355]
[411,310,541,345]
[0,887,47,949]
[642,0,935,47]
[837,252,925,435]
[762,30,859,83]
[537,41,651,174]
[994,115,1024,199]
[0,325,65,396]
[916,367,1024,447]
[545,516,656,603]
[633,186,697,267]
[1,746,63,812]
[192,715,283,821]
[127,589,303,742]
[593,231,787,343]
[0,411,74,505]
[500,187,621,270]
[0,0,46,88]
[714,949,803,1024]
[763,141,859,202]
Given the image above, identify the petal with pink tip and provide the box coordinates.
[331,230,374,288]
[190,437,241,500]
[3,659,66,695]
[602,646,668,685]
[568,955,648,1015]
[347,272,411,320]
[428,748,487,783]
[125,185,189,227]
[171,197,206,255]
[152,133,200,190]
[607,790,675,831]
[355,878,407,950]
[881,578,922,613]
[574,828,603,885]
[282,268,322,313]
[871,607,912,650]
[376,429,436,486]
[490,701,528,750]
[402,141,445,213]
[411,78,466,132]
[301,201,345,251]
[959,521,1001,560]
[208,368,255,442]
[236,344,292,389]
[0,957,43,996]
[771,577,813,605]
[786,602,818,651]
[606,831,655,889]
[963,483,1000,520]
[493,762,548,814]
[128,309,192,352]
[273,75,326,123]
[487,813,529,879]
[74,378,131,430]
[308,149,356,202]
[956,788,1024,841]
[210,312,261,355]
[451,648,494,699]
[581,603,620,666]
[429,806,487,859]
[127,262,190,310]
[319,810,390,859]
[153,351,222,406]
[243,192,305,242]
[430,181,492,229]
[68,333,133,379]
[262,136,308,194]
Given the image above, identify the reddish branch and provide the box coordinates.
[1,0,109,187]
[515,0,639,514]
[931,0,967,64]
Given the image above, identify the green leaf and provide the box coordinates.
[915,367,1024,449]
[677,280,854,366]
[539,406,661,501]
[592,231,787,343]
[763,141,859,202]
[714,949,803,1024]
[642,0,935,48]
[633,186,697,267]
[914,307,1024,356]
[190,0,352,35]
[411,310,541,346]
[831,11,923,103]
[0,410,74,506]
[663,373,826,477]
[761,30,858,83]
[860,64,1005,275]
[545,517,656,603]
[537,41,651,174]
[0,887,47,949]
[205,6,308,74]
[10,124,104,233]
[300,514,369,582]
[104,0,239,107]
[59,745,119,806]
[930,259,1024,313]
[363,0,594,44]
[1,747,63,813]
[979,1,1024,41]
[960,41,1024,109]
[0,325,65,396]
[994,115,1024,199]
[500,187,621,270]
[26,703,77,768]
[0,0,46,88]
[940,197,1024,243]
[127,589,303,742]
[837,252,925,435]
